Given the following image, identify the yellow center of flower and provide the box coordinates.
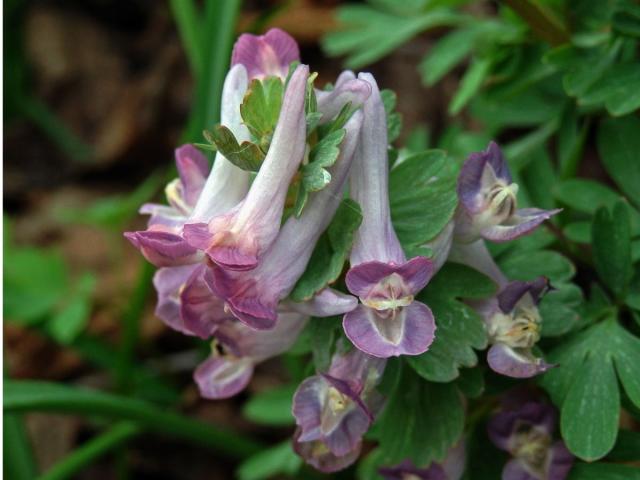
[490,307,541,349]
[327,387,349,413]
[476,180,519,228]
[362,273,413,316]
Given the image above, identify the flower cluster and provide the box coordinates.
[126,29,560,473]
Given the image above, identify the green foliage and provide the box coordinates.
[237,441,302,480]
[240,77,285,144]
[407,263,493,382]
[242,384,296,426]
[290,199,362,301]
[203,124,265,171]
[539,318,640,460]
[371,364,464,467]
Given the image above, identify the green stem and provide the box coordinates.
[4,413,38,480]
[184,0,242,141]
[115,260,154,393]
[37,423,139,480]
[169,0,204,77]
[5,380,263,458]
[18,95,94,163]
[502,0,570,46]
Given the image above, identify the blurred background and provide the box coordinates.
[4,0,639,479]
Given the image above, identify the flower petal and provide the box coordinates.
[288,288,358,317]
[180,265,229,339]
[502,458,539,480]
[231,28,299,79]
[343,302,435,358]
[345,257,434,299]
[316,76,372,124]
[480,208,561,243]
[496,278,549,314]
[293,429,361,473]
[548,441,574,480]
[153,264,200,335]
[175,144,209,207]
[194,355,254,399]
[487,344,555,378]
[124,230,201,267]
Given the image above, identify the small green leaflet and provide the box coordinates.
[203,125,264,172]
[538,318,640,461]
[380,89,402,142]
[389,149,458,248]
[240,77,284,144]
[371,364,464,467]
[290,199,362,301]
[236,441,302,480]
[293,128,346,217]
[568,462,640,480]
[407,263,493,382]
[242,384,296,426]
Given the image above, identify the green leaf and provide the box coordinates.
[380,89,402,142]
[598,115,640,208]
[539,283,582,337]
[563,221,591,243]
[237,441,302,480]
[240,77,284,142]
[579,62,640,116]
[242,384,296,426]
[448,56,492,115]
[389,149,458,247]
[499,249,575,284]
[47,273,97,345]
[554,179,621,213]
[539,319,640,460]
[294,128,346,216]
[4,248,69,323]
[568,462,640,480]
[290,199,362,301]
[592,201,632,298]
[373,365,464,467]
[560,352,620,461]
[322,6,465,69]
[308,316,343,371]
[419,27,476,86]
[613,1,640,38]
[204,124,264,172]
[407,263,492,382]
[455,367,484,399]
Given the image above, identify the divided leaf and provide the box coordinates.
[240,77,284,143]
[290,199,362,301]
[204,125,264,172]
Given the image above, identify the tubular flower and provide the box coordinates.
[343,73,436,358]
[125,63,251,266]
[231,28,299,80]
[206,110,364,329]
[474,278,554,378]
[183,65,310,271]
[454,142,560,244]
[488,391,574,480]
[292,349,386,472]
[379,441,466,480]
[316,70,372,124]
[194,308,308,399]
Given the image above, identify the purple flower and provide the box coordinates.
[152,264,232,339]
[379,440,466,480]
[183,65,309,271]
[292,349,385,471]
[231,28,299,80]
[475,278,554,378]
[488,392,574,480]
[292,428,361,473]
[454,142,560,244]
[195,308,308,399]
[205,109,364,329]
[342,73,436,358]
[316,70,372,124]
[125,64,251,266]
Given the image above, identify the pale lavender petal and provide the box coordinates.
[327,349,386,390]
[487,344,555,379]
[139,203,185,229]
[293,376,328,443]
[480,208,561,242]
[457,141,511,215]
[207,110,363,324]
[345,257,433,299]
[175,144,209,207]
[193,65,309,270]
[488,400,557,452]
[349,73,405,266]
[293,429,361,473]
[153,264,199,335]
[124,230,202,267]
[497,278,549,314]
[189,65,251,222]
[548,441,574,480]
[231,28,299,79]
[194,355,254,399]
[441,440,467,480]
[288,288,358,317]
[316,76,372,124]
[502,458,538,480]
[448,240,507,287]
[343,302,436,358]
[179,265,229,339]
[424,220,454,274]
